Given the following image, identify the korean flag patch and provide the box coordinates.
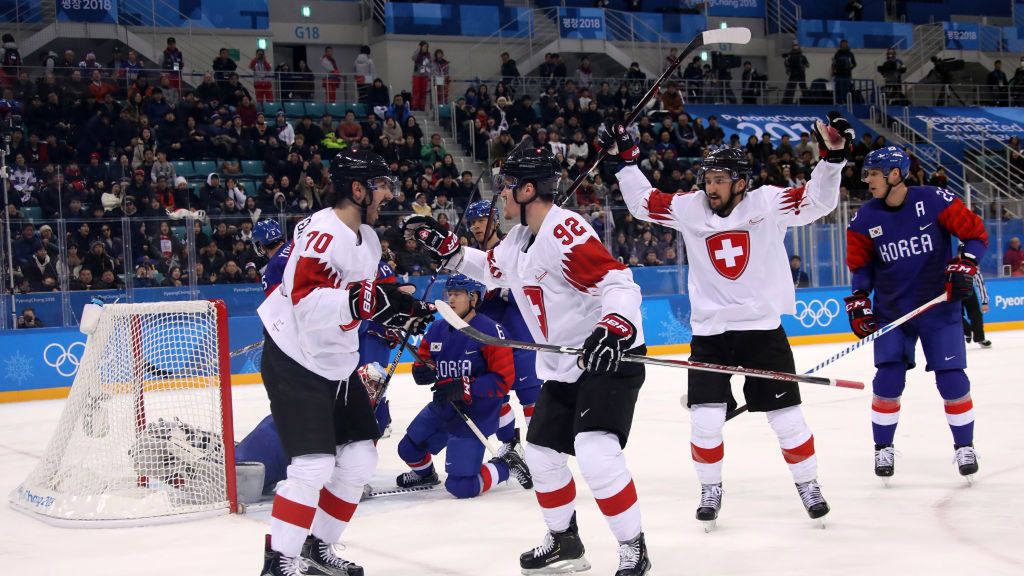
[430,342,442,352]
[869,225,883,239]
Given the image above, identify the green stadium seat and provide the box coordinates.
[284,101,305,118]
[326,102,347,118]
[193,160,217,176]
[171,225,186,242]
[438,104,451,120]
[304,102,325,118]
[260,101,279,116]
[20,206,42,221]
[241,160,264,177]
[172,160,194,177]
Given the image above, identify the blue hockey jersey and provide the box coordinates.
[261,241,293,297]
[847,186,988,323]
[415,312,515,399]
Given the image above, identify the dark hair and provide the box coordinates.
[360,45,371,55]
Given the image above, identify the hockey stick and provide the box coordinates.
[718,292,948,421]
[435,301,865,390]
[554,26,752,206]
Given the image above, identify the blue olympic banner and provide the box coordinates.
[896,106,1024,157]
[944,22,980,51]
[6,279,1024,396]
[385,2,531,36]
[57,0,117,23]
[0,0,41,22]
[683,105,875,145]
[706,0,764,18]
[559,7,605,40]
[797,20,913,50]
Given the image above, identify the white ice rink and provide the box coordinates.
[2,331,1023,576]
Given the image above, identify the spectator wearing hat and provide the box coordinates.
[782,41,809,104]
[244,261,261,283]
[161,37,184,89]
[271,110,295,146]
[84,240,117,278]
[126,168,151,201]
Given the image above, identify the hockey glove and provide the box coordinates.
[402,215,462,266]
[433,375,473,405]
[578,313,637,374]
[814,114,855,163]
[411,361,437,386]
[843,292,877,339]
[597,121,640,166]
[945,255,978,302]
[348,280,435,329]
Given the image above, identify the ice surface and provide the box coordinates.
[2,332,1022,575]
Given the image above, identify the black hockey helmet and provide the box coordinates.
[329,148,396,208]
[494,146,562,198]
[696,147,752,188]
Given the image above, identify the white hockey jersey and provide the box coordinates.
[257,208,381,380]
[617,160,843,336]
[457,204,644,382]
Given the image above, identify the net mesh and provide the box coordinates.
[9,301,232,525]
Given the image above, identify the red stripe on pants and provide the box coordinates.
[480,465,493,493]
[782,436,816,464]
[318,487,358,522]
[536,479,576,509]
[410,454,431,468]
[499,404,512,416]
[272,495,316,528]
[595,479,638,517]
[691,442,724,464]
[523,405,535,417]
[945,398,973,415]
[872,398,901,413]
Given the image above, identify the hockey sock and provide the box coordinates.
[479,460,510,493]
[936,370,974,446]
[525,442,576,532]
[398,434,435,476]
[311,441,377,545]
[271,454,335,557]
[575,431,642,543]
[872,363,907,446]
[767,406,818,484]
[496,401,515,443]
[690,403,727,485]
[523,403,535,428]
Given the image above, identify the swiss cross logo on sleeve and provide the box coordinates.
[704,231,750,280]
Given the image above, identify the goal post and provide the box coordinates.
[9,300,238,527]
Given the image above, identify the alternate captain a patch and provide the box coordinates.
[705,231,750,280]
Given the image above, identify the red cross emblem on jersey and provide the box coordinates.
[705,231,750,280]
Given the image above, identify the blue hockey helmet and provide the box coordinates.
[252,219,284,255]
[445,274,484,299]
[465,200,493,223]
[862,146,910,181]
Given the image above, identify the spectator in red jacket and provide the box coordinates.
[1005,236,1024,276]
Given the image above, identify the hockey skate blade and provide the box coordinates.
[964,474,976,486]
[521,557,592,575]
[702,519,717,533]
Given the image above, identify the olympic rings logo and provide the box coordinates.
[794,299,842,328]
[43,342,86,377]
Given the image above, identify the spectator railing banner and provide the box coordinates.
[706,0,765,18]
[797,19,914,50]
[385,2,532,36]
[57,0,118,23]
[559,7,606,40]
[5,276,1024,400]
[54,0,268,29]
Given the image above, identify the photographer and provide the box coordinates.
[17,307,43,329]
[832,39,857,104]
[741,61,765,104]
[877,48,907,105]
[782,42,809,104]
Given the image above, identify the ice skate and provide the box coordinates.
[795,479,830,527]
[954,444,978,484]
[520,513,591,574]
[302,535,364,576]
[499,427,526,460]
[396,469,440,489]
[495,447,533,489]
[979,340,992,348]
[614,533,651,576]
[260,535,330,576]
[875,444,895,485]
[695,482,723,532]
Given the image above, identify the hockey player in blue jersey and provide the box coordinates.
[465,199,542,457]
[846,146,989,482]
[252,219,292,297]
[395,274,534,498]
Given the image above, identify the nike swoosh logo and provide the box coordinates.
[466,350,478,355]
[775,392,787,399]
[920,223,933,231]
[535,271,548,282]
[945,355,956,361]
[519,377,529,382]
[749,217,765,225]
[580,408,590,417]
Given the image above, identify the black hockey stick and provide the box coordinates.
[435,300,865,390]
[554,26,752,206]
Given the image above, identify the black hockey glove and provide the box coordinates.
[433,375,473,405]
[411,360,437,386]
[578,313,637,374]
[814,113,855,163]
[597,121,640,166]
[945,255,978,302]
[402,215,462,263]
[843,292,877,339]
[348,280,435,329]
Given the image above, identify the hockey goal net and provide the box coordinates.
[9,300,237,527]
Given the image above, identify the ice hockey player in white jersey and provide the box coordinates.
[403,147,652,576]
[602,113,854,529]
[257,149,434,576]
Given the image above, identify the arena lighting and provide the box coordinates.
[256,38,268,50]
[301,5,311,18]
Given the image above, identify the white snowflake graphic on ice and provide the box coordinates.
[4,351,33,386]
